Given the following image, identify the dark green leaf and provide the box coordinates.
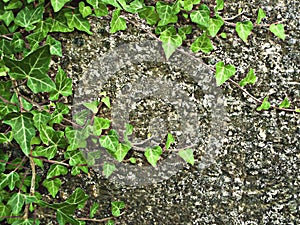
[15,5,44,31]
[47,165,68,179]
[7,193,24,214]
[56,209,80,225]
[138,6,159,25]
[65,9,93,34]
[46,35,62,56]
[49,67,72,100]
[42,178,62,198]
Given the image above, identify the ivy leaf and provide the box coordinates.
[83,100,99,114]
[215,0,224,11]
[99,130,119,154]
[178,25,192,40]
[190,4,210,27]
[102,0,121,8]
[0,171,19,190]
[73,110,91,126]
[49,67,72,100]
[0,10,14,26]
[165,133,175,150]
[295,109,300,113]
[15,5,44,31]
[111,201,125,217]
[64,150,87,166]
[56,210,80,225]
[65,9,93,35]
[269,24,285,40]
[42,178,62,198]
[144,146,162,167]
[114,143,131,162]
[51,9,74,33]
[93,117,110,136]
[160,27,182,59]
[103,162,116,178]
[4,0,23,10]
[236,21,253,43]
[256,8,266,24]
[239,68,257,86]
[0,131,13,144]
[190,32,213,53]
[3,113,35,156]
[106,220,115,225]
[156,2,178,26]
[101,96,111,108]
[79,1,93,18]
[65,126,90,151]
[33,145,57,160]
[90,203,99,218]
[51,0,71,12]
[207,15,224,37]
[124,123,133,142]
[279,97,290,109]
[47,165,68,179]
[46,35,62,56]
[4,45,55,93]
[110,9,127,33]
[0,203,10,221]
[257,97,271,111]
[138,6,159,25]
[178,148,194,165]
[215,61,236,86]
[49,102,69,125]
[7,193,25,214]
[94,3,109,17]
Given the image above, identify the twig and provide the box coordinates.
[0,34,13,41]
[222,11,244,21]
[29,155,70,167]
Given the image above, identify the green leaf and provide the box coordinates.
[33,145,57,160]
[123,0,144,13]
[103,162,116,178]
[94,3,109,17]
[87,150,101,166]
[7,193,24,214]
[215,0,224,11]
[256,97,271,111]
[279,97,290,109]
[178,25,192,40]
[47,165,68,179]
[106,220,115,225]
[110,9,127,33]
[74,110,91,126]
[236,21,253,43]
[32,110,51,130]
[295,108,300,113]
[49,67,72,100]
[165,133,175,150]
[190,4,210,27]
[99,131,119,154]
[3,113,35,156]
[0,171,19,190]
[79,1,93,18]
[50,102,69,125]
[0,10,14,26]
[256,8,266,24]
[4,0,23,10]
[156,2,178,26]
[46,35,62,56]
[190,32,213,53]
[102,0,121,8]
[111,201,125,217]
[90,203,99,218]
[64,150,87,166]
[239,68,257,86]
[4,45,55,93]
[65,126,90,151]
[269,23,285,40]
[144,146,162,167]
[65,9,93,35]
[83,100,99,114]
[0,203,10,221]
[15,5,44,31]
[207,15,224,37]
[66,188,88,205]
[138,6,159,25]
[0,131,13,144]
[56,209,80,225]
[93,117,110,136]
[51,9,74,32]
[160,27,182,59]
[51,0,71,12]
[178,148,194,165]
[124,123,133,142]
[42,178,62,198]
[215,61,236,86]
[220,32,227,39]
[114,143,131,162]
[129,157,136,164]
[101,96,111,108]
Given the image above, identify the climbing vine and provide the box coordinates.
[0,0,298,224]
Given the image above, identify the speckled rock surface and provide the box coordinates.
[57,0,299,224]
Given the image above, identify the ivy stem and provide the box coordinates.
[29,155,70,167]
[222,11,244,21]
[0,34,13,41]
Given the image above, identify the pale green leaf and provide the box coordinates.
[42,178,62,198]
[111,201,125,217]
[93,117,110,136]
[94,3,109,17]
[84,100,99,114]
[33,145,57,160]
[178,148,194,165]
[269,23,285,40]
[156,2,178,26]
[256,8,266,24]
[79,1,93,18]
[0,131,13,144]
[90,203,99,218]
[215,61,236,86]
[101,96,111,108]
[279,97,290,109]
[207,15,224,37]
[215,0,224,11]
[73,110,91,126]
[110,9,127,33]
[7,193,24,214]
[236,21,253,43]
[190,32,213,53]
[46,35,62,56]
[160,27,182,59]
[239,68,257,86]
[3,113,35,156]
[190,4,210,27]
[64,150,87,166]
[103,162,116,178]
[144,146,162,167]
[114,143,131,162]
[165,133,175,150]
[49,67,72,100]
[51,0,71,12]
[257,97,271,111]
[99,132,119,154]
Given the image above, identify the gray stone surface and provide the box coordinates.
[58,0,299,224]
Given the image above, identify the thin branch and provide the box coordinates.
[0,34,13,41]
[29,155,70,167]
[222,11,244,21]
